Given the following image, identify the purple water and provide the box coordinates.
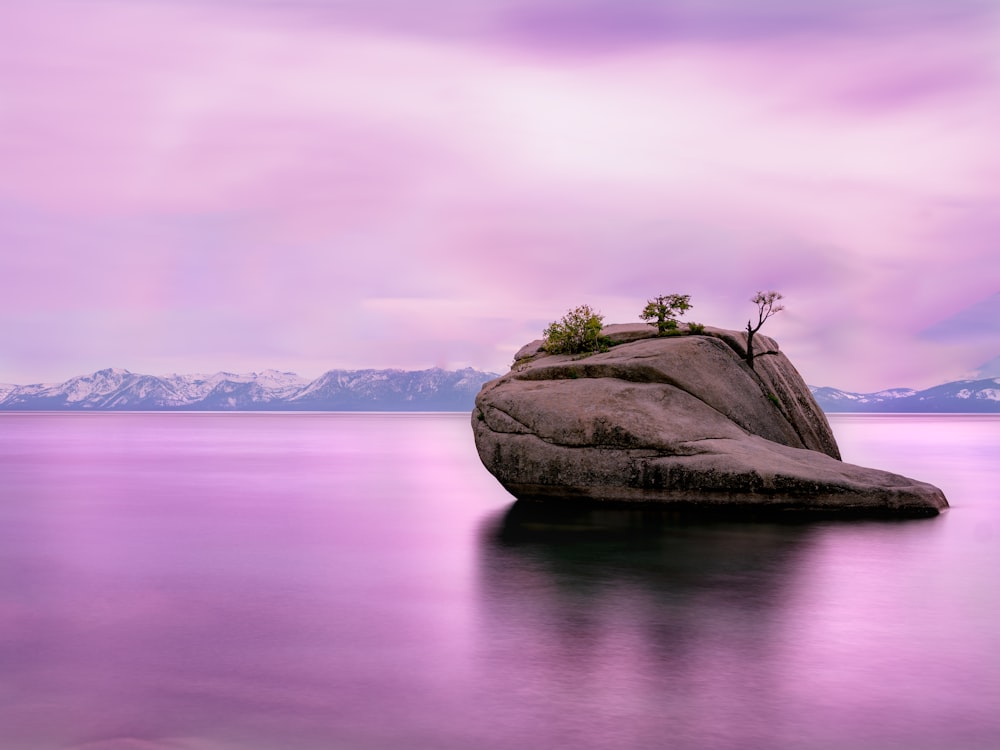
[0,412,998,750]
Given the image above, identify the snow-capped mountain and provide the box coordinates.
[5,367,998,412]
[289,368,493,411]
[811,378,1000,412]
[0,367,499,411]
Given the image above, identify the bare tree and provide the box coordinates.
[745,291,784,369]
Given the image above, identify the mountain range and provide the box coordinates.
[0,367,500,412]
[1,367,999,413]
[810,378,1000,412]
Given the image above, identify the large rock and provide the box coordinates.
[472,324,948,516]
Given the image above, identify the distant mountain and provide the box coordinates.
[811,378,1000,412]
[5,367,998,413]
[0,367,500,412]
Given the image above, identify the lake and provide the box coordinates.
[1,412,998,750]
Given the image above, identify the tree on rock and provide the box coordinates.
[640,294,692,335]
[543,305,607,355]
[745,291,784,369]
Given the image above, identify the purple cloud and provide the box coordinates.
[149,0,999,50]
[0,0,998,390]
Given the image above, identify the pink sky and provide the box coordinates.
[1,0,998,391]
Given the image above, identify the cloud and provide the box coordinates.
[921,292,1000,342]
[494,0,997,53]
[146,0,1000,52]
[0,0,999,389]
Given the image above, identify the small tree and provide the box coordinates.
[745,291,784,369]
[640,294,692,335]
[543,304,606,355]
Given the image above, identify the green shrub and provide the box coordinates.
[640,294,692,335]
[687,322,705,334]
[543,305,607,355]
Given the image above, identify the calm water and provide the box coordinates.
[1,412,998,750]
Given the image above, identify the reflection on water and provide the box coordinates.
[476,461,1000,750]
[0,413,998,750]
[476,504,815,750]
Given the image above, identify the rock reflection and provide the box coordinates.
[474,501,817,750]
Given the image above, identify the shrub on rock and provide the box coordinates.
[543,305,607,355]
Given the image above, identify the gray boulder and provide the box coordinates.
[473,324,948,516]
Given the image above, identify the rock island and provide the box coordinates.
[472,324,948,516]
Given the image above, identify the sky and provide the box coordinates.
[1,0,999,391]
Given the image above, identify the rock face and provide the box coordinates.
[473,324,948,516]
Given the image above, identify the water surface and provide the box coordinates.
[0,413,998,750]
